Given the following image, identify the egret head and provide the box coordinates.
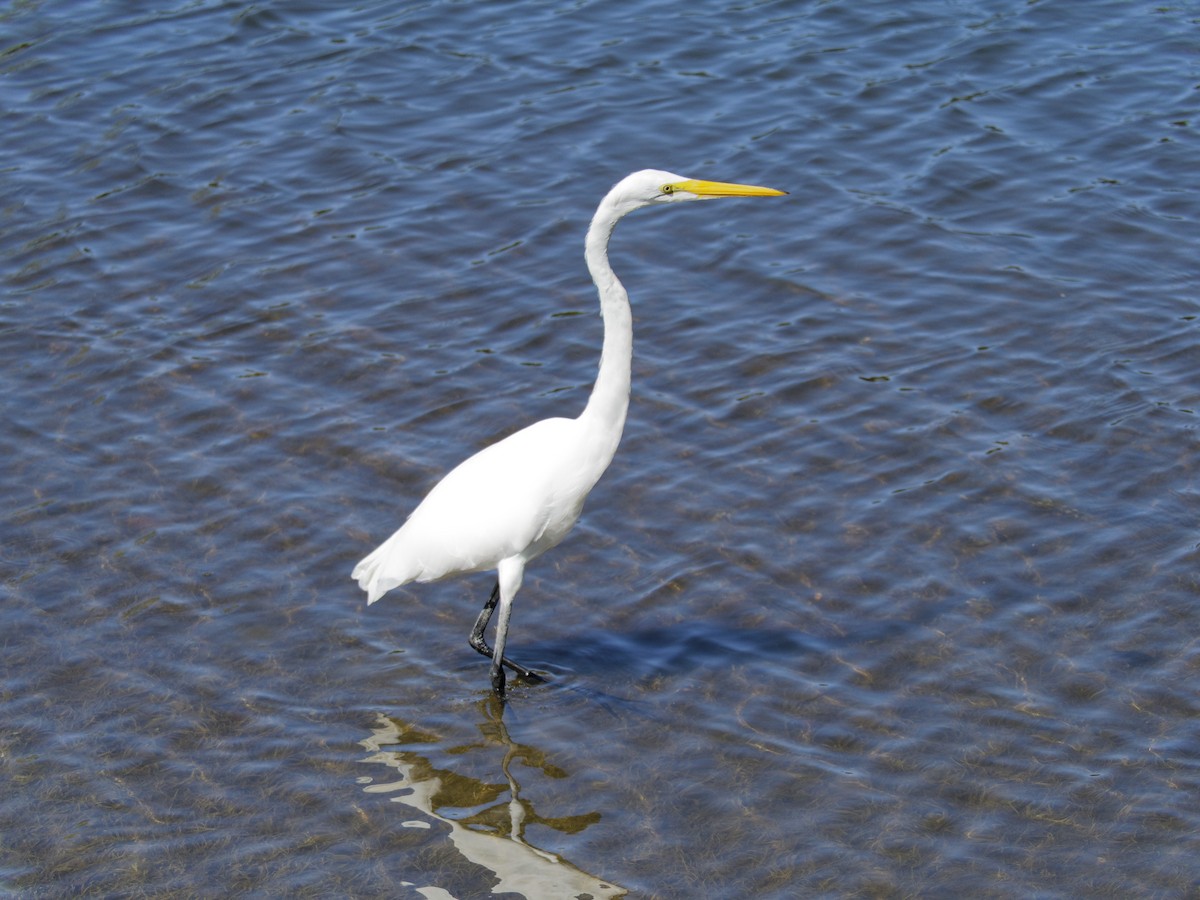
[605,169,787,216]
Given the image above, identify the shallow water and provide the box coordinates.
[3,0,1199,896]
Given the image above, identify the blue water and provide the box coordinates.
[3,1,1198,896]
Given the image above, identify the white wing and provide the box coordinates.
[352,416,600,604]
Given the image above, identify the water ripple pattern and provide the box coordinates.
[2,0,1197,896]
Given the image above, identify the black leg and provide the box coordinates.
[468,581,544,684]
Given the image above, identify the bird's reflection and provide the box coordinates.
[359,700,625,899]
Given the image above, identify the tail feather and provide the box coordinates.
[352,538,413,605]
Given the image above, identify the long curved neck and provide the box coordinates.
[578,201,632,465]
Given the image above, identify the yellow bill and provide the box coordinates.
[668,179,788,198]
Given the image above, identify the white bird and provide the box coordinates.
[353,169,786,697]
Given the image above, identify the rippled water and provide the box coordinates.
[3,1,1198,896]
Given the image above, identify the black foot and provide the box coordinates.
[471,579,546,694]
[489,662,547,696]
[470,634,543,682]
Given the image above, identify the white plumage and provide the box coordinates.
[352,169,786,697]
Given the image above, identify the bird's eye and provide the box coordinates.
[660,184,675,194]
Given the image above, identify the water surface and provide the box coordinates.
[2,0,1198,896]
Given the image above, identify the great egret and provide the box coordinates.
[353,169,786,697]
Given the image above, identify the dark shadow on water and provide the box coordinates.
[472,612,931,715]
[520,616,882,682]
